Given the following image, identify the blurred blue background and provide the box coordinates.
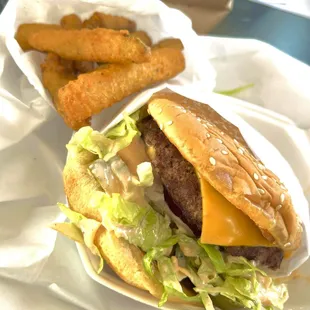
[211,0,310,65]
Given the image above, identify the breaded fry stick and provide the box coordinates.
[41,53,90,129]
[83,12,136,32]
[131,31,152,47]
[41,53,76,102]
[60,14,95,74]
[28,28,151,63]
[15,23,61,51]
[153,38,184,50]
[60,14,83,29]
[57,47,185,129]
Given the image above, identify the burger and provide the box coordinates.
[53,90,303,310]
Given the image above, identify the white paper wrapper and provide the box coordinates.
[3,0,216,135]
[0,0,310,309]
[203,36,310,129]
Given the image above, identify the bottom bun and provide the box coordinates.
[94,226,164,298]
[64,149,163,297]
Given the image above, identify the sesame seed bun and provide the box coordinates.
[147,91,302,251]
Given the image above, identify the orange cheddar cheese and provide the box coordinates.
[199,174,272,246]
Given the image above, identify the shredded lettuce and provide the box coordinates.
[157,256,201,306]
[226,256,267,277]
[145,235,287,310]
[50,222,84,244]
[198,241,226,273]
[89,191,172,252]
[67,112,140,161]
[54,203,104,273]
[200,292,215,310]
[58,202,86,223]
[198,257,219,285]
[179,234,205,257]
[215,83,254,96]
[133,162,154,187]
[66,127,111,159]
[105,111,140,139]
[225,276,258,304]
[143,235,180,276]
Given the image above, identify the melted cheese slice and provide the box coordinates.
[199,174,272,246]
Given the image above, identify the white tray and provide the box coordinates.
[76,92,310,310]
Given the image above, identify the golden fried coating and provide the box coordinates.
[41,53,91,129]
[131,31,152,47]
[60,13,83,29]
[83,12,136,32]
[28,28,151,63]
[60,14,95,74]
[153,38,184,50]
[57,47,185,129]
[15,23,61,51]
[41,53,76,101]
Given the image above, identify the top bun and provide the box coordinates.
[148,90,302,250]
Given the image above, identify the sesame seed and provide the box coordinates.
[221,150,228,155]
[258,163,265,170]
[217,138,223,144]
[238,148,244,155]
[203,124,208,128]
[262,175,268,180]
[158,108,163,114]
[276,204,282,211]
[258,188,265,195]
[209,157,216,166]
[280,184,286,190]
[220,131,224,135]
[197,117,201,122]
[280,193,285,203]
[207,122,213,127]
[166,120,173,126]
[159,123,163,130]
[284,242,291,248]
[234,139,239,145]
[253,173,259,180]
[206,133,211,138]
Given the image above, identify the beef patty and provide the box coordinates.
[139,117,283,270]
[225,246,284,270]
[139,116,202,236]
